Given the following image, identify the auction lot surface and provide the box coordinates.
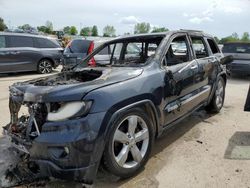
[0,70,250,188]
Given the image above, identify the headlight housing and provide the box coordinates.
[47,101,92,122]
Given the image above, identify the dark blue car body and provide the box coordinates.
[4,30,227,184]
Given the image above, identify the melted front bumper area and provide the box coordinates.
[4,96,106,185]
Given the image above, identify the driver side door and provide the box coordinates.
[163,34,200,125]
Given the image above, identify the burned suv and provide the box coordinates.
[4,30,229,185]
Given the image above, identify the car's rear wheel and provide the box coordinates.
[206,77,225,113]
[103,108,154,178]
[37,59,53,74]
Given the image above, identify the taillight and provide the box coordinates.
[87,41,96,66]
[88,57,96,67]
[87,41,94,55]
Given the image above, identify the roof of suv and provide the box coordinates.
[0,32,55,40]
[107,30,213,43]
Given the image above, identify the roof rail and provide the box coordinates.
[179,29,203,32]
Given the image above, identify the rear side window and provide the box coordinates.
[64,40,91,53]
[191,37,209,59]
[9,36,33,47]
[34,38,60,48]
[207,39,219,54]
[0,36,6,48]
[222,43,250,54]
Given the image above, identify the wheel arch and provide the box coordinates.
[101,99,160,144]
[207,72,227,104]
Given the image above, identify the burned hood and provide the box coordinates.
[10,67,143,103]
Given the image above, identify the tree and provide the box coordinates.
[241,32,250,42]
[37,25,47,33]
[134,22,150,34]
[0,17,7,31]
[45,20,53,34]
[92,25,98,36]
[219,32,241,44]
[80,27,92,36]
[37,20,53,34]
[151,27,168,33]
[63,26,71,34]
[69,26,78,35]
[232,32,239,40]
[103,25,116,37]
[18,24,32,31]
[214,36,220,44]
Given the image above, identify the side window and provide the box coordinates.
[165,36,190,66]
[9,36,33,47]
[125,43,142,57]
[147,43,158,56]
[0,36,6,48]
[191,37,208,59]
[207,39,219,54]
[35,38,59,48]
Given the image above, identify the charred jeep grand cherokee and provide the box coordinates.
[4,30,229,184]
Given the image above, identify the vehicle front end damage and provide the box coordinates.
[1,71,112,186]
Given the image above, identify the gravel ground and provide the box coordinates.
[0,70,249,188]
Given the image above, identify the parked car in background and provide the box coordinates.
[63,39,95,70]
[62,39,109,70]
[0,32,63,74]
[4,30,231,185]
[222,42,250,76]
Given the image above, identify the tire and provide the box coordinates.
[37,59,53,74]
[103,108,154,178]
[206,77,225,113]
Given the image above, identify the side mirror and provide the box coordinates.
[220,55,233,65]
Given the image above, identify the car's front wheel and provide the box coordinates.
[103,108,154,178]
[37,59,53,74]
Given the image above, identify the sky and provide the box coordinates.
[0,0,250,38]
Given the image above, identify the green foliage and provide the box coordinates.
[134,22,150,34]
[37,20,53,34]
[0,17,7,31]
[241,32,250,42]
[69,26,78,35]
[80,27,92,36]
[63,26,71,34]
[214,36,220,44]
[92,25,98,36]
[103,25,116,37]
[18,24,32,31]
[151,27,168,33]
[219,32,250,44]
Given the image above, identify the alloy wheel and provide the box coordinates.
[39,60,52,74]
[215,79,224,109]
[112,115,149,169]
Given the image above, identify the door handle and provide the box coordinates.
[10,51,20,55]
[190,64,198,69]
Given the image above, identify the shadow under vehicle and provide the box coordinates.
[2,30,232,186]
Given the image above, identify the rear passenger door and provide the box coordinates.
[189,36,216,104]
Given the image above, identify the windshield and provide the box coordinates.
[75,36,164,68]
